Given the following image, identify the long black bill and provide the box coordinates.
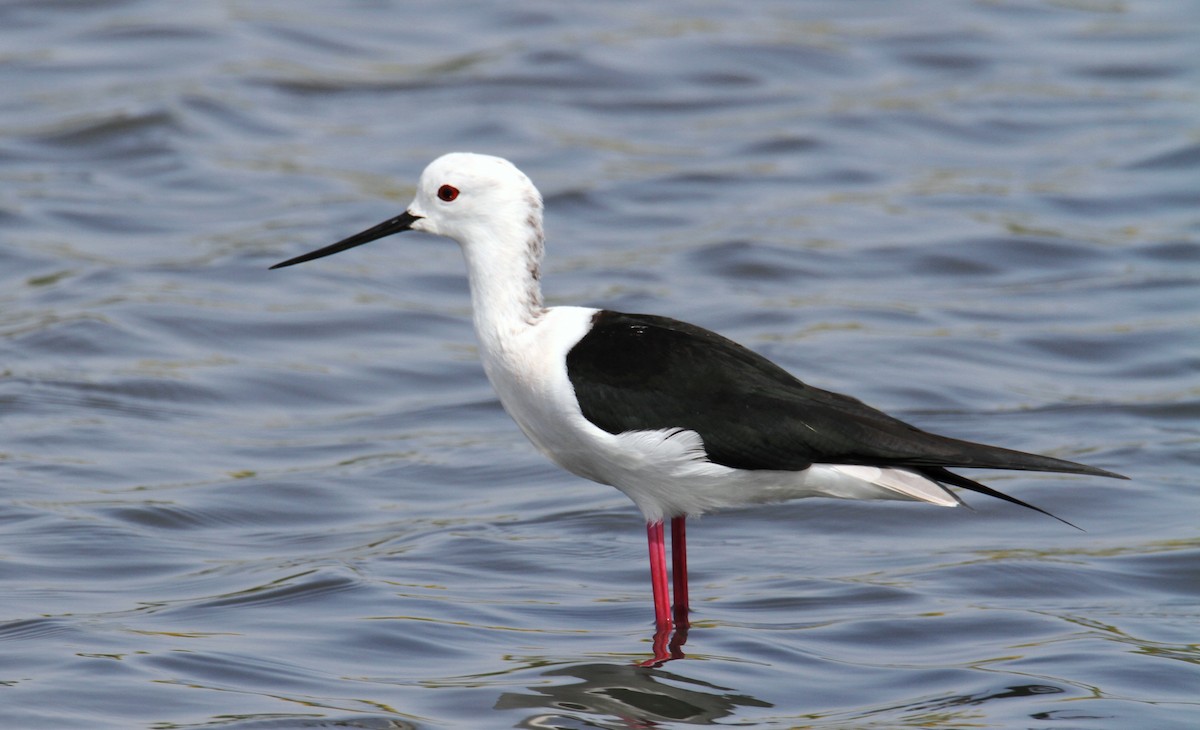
[269,211,421,270]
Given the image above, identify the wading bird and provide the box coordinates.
[272,153,1124,664]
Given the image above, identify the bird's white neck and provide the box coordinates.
[459,222,546,353]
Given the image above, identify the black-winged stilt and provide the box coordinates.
[271,153,1125,662]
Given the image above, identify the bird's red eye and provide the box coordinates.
[437,184,459,202]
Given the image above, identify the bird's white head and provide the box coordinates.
[269,152,545,274]
[408,153,543,244]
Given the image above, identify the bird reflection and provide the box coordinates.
[645,620,688,667]
[495,662,772,728]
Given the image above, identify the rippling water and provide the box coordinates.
[1,1,1197,728]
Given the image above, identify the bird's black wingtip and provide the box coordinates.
[924,466,1087,532]
[1057,513,1087,533]
[1062,460,1127,481]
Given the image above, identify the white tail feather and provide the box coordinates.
[826,465,960,507]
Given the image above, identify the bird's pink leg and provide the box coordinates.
[670,515,690,628]
[646,521,672,632]
[643,520,675,666]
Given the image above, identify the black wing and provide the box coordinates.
[566,311,1124,480]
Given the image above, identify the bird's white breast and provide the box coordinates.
[476,306,615,481]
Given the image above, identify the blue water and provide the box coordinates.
[1,1,1197,728]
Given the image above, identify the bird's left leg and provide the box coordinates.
[646,521,672,631]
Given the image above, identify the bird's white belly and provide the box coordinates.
[478,307,956,523]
